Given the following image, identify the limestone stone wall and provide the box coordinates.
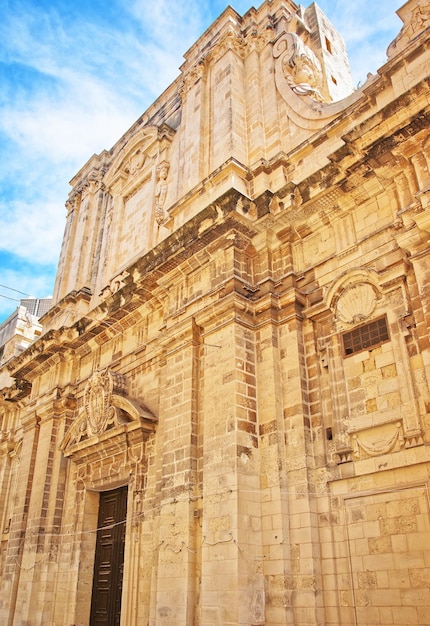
[1,1,430,625]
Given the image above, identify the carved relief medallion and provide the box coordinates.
[124,148,145,177]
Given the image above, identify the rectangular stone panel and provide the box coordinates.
[344,485,430,625]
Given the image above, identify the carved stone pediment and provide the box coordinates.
[104,124,176,197]
[60,369,157,461]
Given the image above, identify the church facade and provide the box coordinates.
[1,1,430,624]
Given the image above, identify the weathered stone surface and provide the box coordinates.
[1,1,430,625]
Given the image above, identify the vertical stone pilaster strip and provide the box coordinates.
[281,309,324,625]
[0,411,39,625]
[154,319,203,625]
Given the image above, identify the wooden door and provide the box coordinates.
[90,486,128,626]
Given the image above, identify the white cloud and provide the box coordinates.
[316,0,402,84]
[0,0,199,323]
[0,199,64,265]
[0,0,202,170]
[125,0,203,50]
[0,81,136,164]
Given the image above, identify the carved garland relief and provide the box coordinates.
[350,422,424,461]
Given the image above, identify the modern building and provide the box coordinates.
[0,1,429,624]
[0,298,52,385]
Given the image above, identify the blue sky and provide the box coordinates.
[0,0,402,323]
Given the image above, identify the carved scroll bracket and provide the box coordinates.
[273,33,360,130]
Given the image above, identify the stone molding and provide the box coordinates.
[104,124,175,198]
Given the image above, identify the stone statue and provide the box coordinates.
[155,161,169,225]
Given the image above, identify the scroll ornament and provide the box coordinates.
[280,32,325,103]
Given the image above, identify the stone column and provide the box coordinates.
[256,311,294,625]
[53,195,80,303]
[395,206,430,437]
[11,390,70,625]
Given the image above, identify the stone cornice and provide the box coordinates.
[266,90,430,226]
[40,287,92,328]
[166,157,250,222]
[4,195,257,381]
[284,76,430,178]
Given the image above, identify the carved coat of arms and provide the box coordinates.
[84,369,126,436]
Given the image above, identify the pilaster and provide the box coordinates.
[279,299,324,625]
[153,318,202,625]
[0,410,39,625]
